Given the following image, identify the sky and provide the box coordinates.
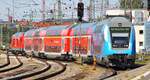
[0,0,119,21]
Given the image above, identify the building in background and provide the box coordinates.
[134,25,144,53]
[132,10,149,53]
[105,9,149,53]
[143,0,148,9]
[144,21,150,52]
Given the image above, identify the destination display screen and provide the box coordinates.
[110,27,130,33]
[110,27,130,48]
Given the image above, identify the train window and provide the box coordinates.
[45,46,61,52]
[139,30,143,34]
[110,27,130,48]
[139,42,143,46]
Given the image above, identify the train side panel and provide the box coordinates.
[24,38,33,51]
[44,37,62,53]
[9,32,25,54]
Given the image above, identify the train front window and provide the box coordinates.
[110,27,130,48]
[111,34,129,48]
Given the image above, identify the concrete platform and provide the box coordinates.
[106,63,150,80]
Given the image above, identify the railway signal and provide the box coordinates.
[77,0,84,22]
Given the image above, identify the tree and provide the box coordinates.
[120,0,143,9]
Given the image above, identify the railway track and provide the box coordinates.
[73,61,133,80]
[0,53,66,80]
[0,53,23,73]
[98,68,117,80]
[26,60,66,80]
[55,61,114,80]
[0,51,139,80]
[2,56,50,80]
[0,53,10,68]
[73,61,117,80]
[0,51,48,79]
[98,64,143,80]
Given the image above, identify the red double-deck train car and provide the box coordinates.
[22,25,73,59]
[9,32,24,54]
[43,26,70,59]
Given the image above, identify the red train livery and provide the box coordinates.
[10,32,24,54]
[9,23,94,60]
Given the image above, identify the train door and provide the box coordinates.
[18,36,22,50]
[32,37,42,52]
[80,36,88,55]
[16,39,19,49]
[33,37,38,52]
[64,37,70,54]
[24,38,32,52]
[61,37,64,54]
[72,35,91,56]
[81,36,92,56]
[38,38,43,52]
[12,38,15,48]
[72,36,80,54]
[20,35,24,49]
[41,37,44,52]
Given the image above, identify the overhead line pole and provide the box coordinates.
[12,0,15,22]
[7,8,10,22]
[58,0,62,23]
[42,0,46,20]
[93,0,95,21]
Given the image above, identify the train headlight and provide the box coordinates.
[124,45,128,47]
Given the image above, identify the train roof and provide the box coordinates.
[24,25,69,37]
[69,22,105,35]
[70,23,94,35]
[24,29,37,37]
[69,17,131,36]
[45,25,68,36]
[108,17,132,27]
[13,32,24,37]
[12,32,24,38]
[34,27,47,37]
[24,17,131,37]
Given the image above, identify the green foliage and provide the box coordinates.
[0,23,31,48]
[135,53,150,64]
[120,0,143,9]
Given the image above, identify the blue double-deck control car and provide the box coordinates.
[91,17,136,67]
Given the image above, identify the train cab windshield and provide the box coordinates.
[110,27,130,48]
